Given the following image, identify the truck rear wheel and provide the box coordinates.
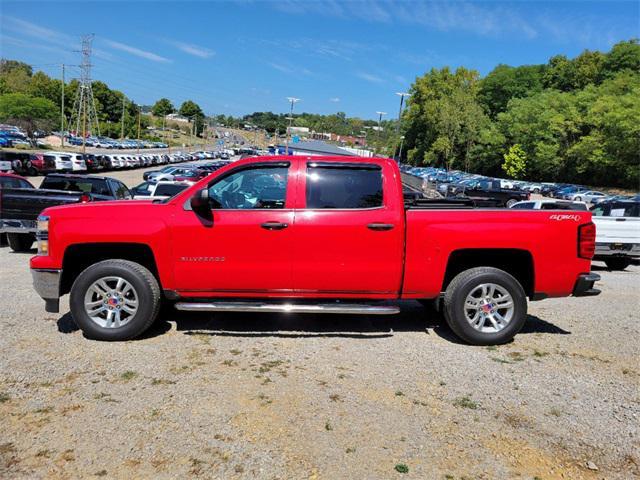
[605,258,631,271]
[443,267,527,345]
[7,233,34,252]
[69,260,160,341]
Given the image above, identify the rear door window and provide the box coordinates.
[305,163,383,209]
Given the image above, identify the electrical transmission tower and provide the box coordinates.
[70,34,100,152]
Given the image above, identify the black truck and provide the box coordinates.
[0,174,132,252]
[450,179,530,207]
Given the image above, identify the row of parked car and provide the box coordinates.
[401,165,639,207]
[64,135,168,150]
[0,150,231,177]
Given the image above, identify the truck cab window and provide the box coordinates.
[207,165,288,209]
[306,164,383,209]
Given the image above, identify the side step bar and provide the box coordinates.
[174,302,400,315]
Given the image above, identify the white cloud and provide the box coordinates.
[172,41,215,59]
[357,72,384,84]
[330,97,340,103]
[104,40,171,63]
[2,16,73,46]
[266,0,631,44]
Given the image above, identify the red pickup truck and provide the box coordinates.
[30,156,600,345]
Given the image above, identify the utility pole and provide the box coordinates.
[120,95,125,140]
[375,111,387,156]
[60,64,65,147]
[136,105,141,154]
[395,92,410,161]
[285,97,300,154]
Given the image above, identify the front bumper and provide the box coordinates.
[0,219,37,234]
[31,268,62,313]
[572,273,601,297]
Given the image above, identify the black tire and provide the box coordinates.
[505,198,518,208]
[7,233,34,252]
[443,267,527,345]
[605,258,631,271]
[28,166,38,176]
[69,259,161,341]
[574,196,582,202]
[533,188,540,194]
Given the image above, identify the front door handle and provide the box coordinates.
[367,223,395,231]
[261,221,289,230]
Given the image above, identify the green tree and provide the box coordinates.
[0,93,57,138]
[478,64,545,117]
[502,144,527,179]
[152,98,175,117]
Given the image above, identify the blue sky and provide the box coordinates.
[1,1,638,119]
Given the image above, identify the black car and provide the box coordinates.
[457,179,530,207]
[0,174,132,252]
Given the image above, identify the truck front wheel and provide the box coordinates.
[69,260,161,341]
[443,267,527,345]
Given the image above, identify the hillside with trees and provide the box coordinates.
[1,39,638,187]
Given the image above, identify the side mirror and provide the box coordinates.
[190,189,210,210]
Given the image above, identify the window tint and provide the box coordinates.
[114,181,131,199]
[155,184,187,196]
[132,182,152,195]
[306,164,383,209]
[207,165,288,209]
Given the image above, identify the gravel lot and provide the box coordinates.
[1,165,639,479]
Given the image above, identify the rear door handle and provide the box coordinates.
[261,221,289,230]
[367,223,395,231]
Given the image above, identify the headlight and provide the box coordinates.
[36,215,49,256]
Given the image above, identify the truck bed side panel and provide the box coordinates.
[402,210,593,298]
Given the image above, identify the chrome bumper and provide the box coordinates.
[31,269,62,313]
[594,243,640,258]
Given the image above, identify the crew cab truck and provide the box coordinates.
[30,156,600,345]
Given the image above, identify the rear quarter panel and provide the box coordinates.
[403,210,593,298]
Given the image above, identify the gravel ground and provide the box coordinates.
[1,165,639,479]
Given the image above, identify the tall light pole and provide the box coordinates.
[285,97,300,154]
[395,92,410,161]
[375,111,386,155]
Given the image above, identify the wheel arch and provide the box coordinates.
[442,248,534,298]
[60,243,160,295]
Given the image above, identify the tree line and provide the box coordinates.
[1,38,638,187]
[400,39,639,188]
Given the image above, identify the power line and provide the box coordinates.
[69,35,100,153]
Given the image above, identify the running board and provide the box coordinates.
[174,302,400,315]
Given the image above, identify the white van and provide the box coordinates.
[67,153,88,171]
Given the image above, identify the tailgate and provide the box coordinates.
[593,217,640,243]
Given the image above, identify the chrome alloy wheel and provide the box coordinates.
[83,276,139,328]
[464,283,514,333]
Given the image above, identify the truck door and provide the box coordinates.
[292,160,404,295]
[170,161,296,294]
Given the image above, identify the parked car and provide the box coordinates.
[590,200,640,270]
[31,156,600,345]
[0,174,132,252]
[131,181,190,200]
[173,169,209,183]
[567,190,606,203]
[455,179,530,207]
[509,199,588,211]
[66,153,88,172]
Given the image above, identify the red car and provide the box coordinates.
[172,169,209,183]
[30,156,599,345]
